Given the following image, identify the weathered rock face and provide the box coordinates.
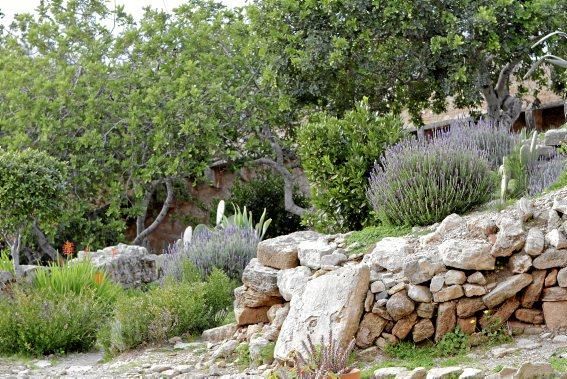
[75,244,159,288]
[257,231,321,270]
[297,239,335,269]
[386,291,415,321]
[439,239,495,270]
[276,266,311,301]
[355,313,388,348]
[482,274,533,308]
[490,217,525,257]
[362,237,414,272]
[532,249,567,269]
[542,301,567,329]
[404,258,445,285]
[274,265,369,361]
[524,228,545,256]
[242,258,281,297]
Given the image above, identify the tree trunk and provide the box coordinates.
[479,58,523,129]
[11,231,21,276]
[32,221,58,261]
[132,178,174,246]
[254,127,310,217]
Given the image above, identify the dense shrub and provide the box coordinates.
[162,225,259,281]
[298,98,405,233]
[446,119,519,169]
[228,173,308,238]
[367,136,495,226]
[526,156,566,195]
[0,287,107,355]
[99,268,234,355]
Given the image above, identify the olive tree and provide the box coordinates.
[0,149,67,273]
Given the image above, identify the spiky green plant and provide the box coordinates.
[292,331,356,379]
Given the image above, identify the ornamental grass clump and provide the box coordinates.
[367,135,495,226]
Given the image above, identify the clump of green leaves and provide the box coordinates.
[33,261,122,307]
[0,249,13,273]
[99,266,235,356]
[0,149,67,271]
[0,286,108,356]
[298,98,405,233]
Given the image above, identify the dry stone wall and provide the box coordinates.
[210,187,567,362]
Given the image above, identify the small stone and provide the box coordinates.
[435,301,456,342]
[297,239,335,269]
[547,229,567,249]
[515,338,541,350]
[514,362,554,378]
[457,298,486,318]
[491,217,525,257]
[430,274,445,292]
[413,319,435,342]
[386,291,415,321]
[408,285,433,303]
[543,301,567,329]
[150,364,173,373]
[558,267,567,287]
[463,284,486,297]
[553,195,567,214]
[433,285,464,303]
[211,339,239,359]
[481,297,520,329]
[508,253,532,274]
[545,269,558,287]
[524,228,545,256]
[320,252,348,267]
[440,239,495,270]
[542,287,567,301]
[553,335,567,343]
[490,347,518,358]
[482,274,532,308]
[521,270,546,308]
[533,248,567,269]
[445,270,466,285]
[459,368,483,379]
[374,367,409,379]
[371,280,386,293]
[388,282,407,295]
[392,312,418,340]
[365,290,374,312]
[160,369,179,378]
[467,272,486,285]
[402,367,428,379]
[426,367,464,379]
[34,360,51,369]
[417,302,436,319]
[403,258,445,285]
[202,324,238,344]
[515,308,544,324]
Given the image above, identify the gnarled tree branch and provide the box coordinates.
[133,178,174,246]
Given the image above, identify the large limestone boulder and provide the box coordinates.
[75,244,159,288]
[277,266,312,301]
[362,237,414,272]
[242,258,281,297]
[257,231,321,270]
[274,265,369,361]
[439,239,495,270]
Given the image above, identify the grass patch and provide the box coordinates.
[551,357,567,373]
[346,224,412,255]
[235,342,251,368]
[0,249,14,273]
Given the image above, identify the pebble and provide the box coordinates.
[552,335,567,343]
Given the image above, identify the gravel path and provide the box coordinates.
[0,334,566,378]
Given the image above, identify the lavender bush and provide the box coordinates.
[446,119,519,169]
[367,135,495,226]
[161,225,259,281]
[527,155,566,195]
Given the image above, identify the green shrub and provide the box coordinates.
[0,249,13,273]
[0,287,107,356]
[99,267,234,355]
[33,261,122,307]
[228,172,308,238]
[368,136,495,226]
[0,149,67,271]
[298,98,404,233]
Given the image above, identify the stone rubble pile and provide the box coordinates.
[204,187,567,368]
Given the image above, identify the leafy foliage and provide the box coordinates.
[99,267,234,356]
[228,173,308,238]
[249,0,567,123]
[0,287,108,356]
[0,149,67,235]
[0,249,13,273]
[298,99,405,232]
[368,135,495,226]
